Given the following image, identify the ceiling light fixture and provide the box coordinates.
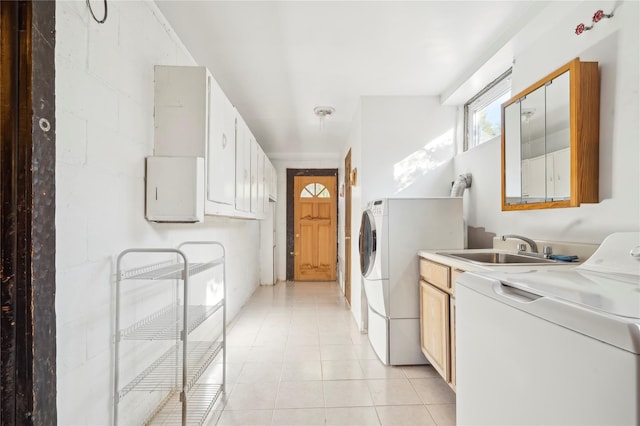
[521,108,535,123]
[313,106,335,130]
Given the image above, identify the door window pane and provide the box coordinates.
[300,183,330,198]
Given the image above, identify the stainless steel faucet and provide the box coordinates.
[501,234,539,253]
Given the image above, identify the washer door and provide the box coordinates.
[359,209,376,278]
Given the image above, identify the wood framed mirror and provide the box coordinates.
[501,57,600,210]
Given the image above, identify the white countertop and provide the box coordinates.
[419,237,599,273]
[418,248,581,273]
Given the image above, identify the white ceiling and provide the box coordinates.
[155,1,544,159]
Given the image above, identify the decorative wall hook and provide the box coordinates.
[576,9,614,35]
[350,168,358,187]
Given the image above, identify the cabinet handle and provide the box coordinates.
[222,134,227,149]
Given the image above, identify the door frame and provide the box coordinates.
[0,1,57,423]
[344,150,352,305]
[286,168,338,281]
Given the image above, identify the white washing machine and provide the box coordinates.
[359,198,464,365]
[456,232,640,425]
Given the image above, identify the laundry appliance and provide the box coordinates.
[358,197,464,365]
[456,232,640,425]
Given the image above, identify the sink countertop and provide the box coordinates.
[419,238,599,272]
[417,248,581,273]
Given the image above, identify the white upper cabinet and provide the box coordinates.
[154,65,208,157]
[154,65,237,207]
[207,75,236,206]
[235,114,251,213]
[261,153,269,213]
[268,160,277,202]
[251,142,267,216]
[153,65,274,220]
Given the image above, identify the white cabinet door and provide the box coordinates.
[146,157,204,223]
[207,76,236,205]
[255,145,267,215]
[268,160,277,202]
[527,155,546,199]
[250,136,259,214]
[552,148,570,199]
[235,115,251,212]
[262,151,269,213]
[154,65,208,157]
[545,154,555,200]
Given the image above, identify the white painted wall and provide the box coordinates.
[338,0,639,329]
[454,0,640,246]
[341,97,457,329]
[259,202,277,285]
[359,96,457,203]
[56,2,261,423]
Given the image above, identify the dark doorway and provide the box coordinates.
[1,1,57,423]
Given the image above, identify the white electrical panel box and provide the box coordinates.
[145,156,204,223]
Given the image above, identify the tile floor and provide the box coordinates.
[207,281,456,425]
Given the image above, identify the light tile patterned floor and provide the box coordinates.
[208,281,456,425]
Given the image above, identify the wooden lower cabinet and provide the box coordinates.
[420,280,450,381]
[419,257,464,391]
[450,296,456,391]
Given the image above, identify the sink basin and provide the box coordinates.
[437,251,559,265]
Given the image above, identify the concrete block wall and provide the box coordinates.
[55,1,260,423]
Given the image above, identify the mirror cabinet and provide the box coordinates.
[501,58,600,210]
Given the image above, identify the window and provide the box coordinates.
[464,68,512,151]
[300,183,330,198]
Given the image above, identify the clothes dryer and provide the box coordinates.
[359,198,464,365]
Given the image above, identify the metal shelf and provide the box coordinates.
[119,302,224,341]
[119,340,222,400]
[145,384,223,426]
[121,258,224,281]
[114,242,226,426]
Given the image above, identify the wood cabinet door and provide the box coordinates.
[420,259,450,292]
[450,296,456,391]
[420,280,450,381]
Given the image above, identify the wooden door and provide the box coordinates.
[1,1,57,421]
[344,150,352,304]
[294,175,337,281]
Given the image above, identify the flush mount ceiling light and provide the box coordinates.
[313,106,335,130]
